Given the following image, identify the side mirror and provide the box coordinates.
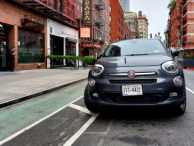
[171,50,179,58]
[97,53,103,59]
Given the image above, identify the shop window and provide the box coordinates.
[66,39,76,56]
[18,28,44,64]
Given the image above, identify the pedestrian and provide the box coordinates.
[9,47,15,72]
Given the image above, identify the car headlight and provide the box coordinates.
[91,64,104,76]
[162,61,179,74]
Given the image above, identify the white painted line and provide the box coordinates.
[98,119,114,146]
[0,96,84,145]
[69,104,93,115]
[186,87,194,95]
[63,114,99,146]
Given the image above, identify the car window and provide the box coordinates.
[104,39,167,57]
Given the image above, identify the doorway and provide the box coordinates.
[0,38,7,71]
[50,35,64,66]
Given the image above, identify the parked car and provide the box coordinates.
[84,39,186,115]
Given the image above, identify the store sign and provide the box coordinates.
[83,0,92,25]
[22,19,44,31]
[82,43,101,49]
[55,29,76,38]
[80,28,90,38]
[0,24,6,37]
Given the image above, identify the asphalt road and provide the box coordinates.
[0,70,194,146]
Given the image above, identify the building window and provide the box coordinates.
[18,28,44,64]
[66,39,76,55]
[109,16,111,21]
[109,6,111,12]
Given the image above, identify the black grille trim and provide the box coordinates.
[102,93,166,103]
[109,79,157,84]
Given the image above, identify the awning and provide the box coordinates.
[66,37,77,43]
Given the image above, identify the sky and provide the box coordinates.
[130,0,170,41]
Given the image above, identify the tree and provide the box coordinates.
[167,0,176,9]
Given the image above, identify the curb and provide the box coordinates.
[0,77,88,108]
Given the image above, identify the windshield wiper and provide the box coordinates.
[124,54,149,56]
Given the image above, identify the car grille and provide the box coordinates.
[102,93,165,103]
[109,79,157,84]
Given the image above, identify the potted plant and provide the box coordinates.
[37,63,41,68]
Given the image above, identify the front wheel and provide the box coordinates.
[84,85,101,113]
[175,97,186,115]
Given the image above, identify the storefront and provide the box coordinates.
[0,1,47,71]
[0,23,9,71]
[47,19,78,68]
[81,43,101,57]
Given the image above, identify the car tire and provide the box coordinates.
[175,97,186,115]
[84,85,101,113]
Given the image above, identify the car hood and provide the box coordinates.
[96,54,172,67]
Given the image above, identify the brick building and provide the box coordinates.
[168,0,194,48]
[77,0,109,57]
[0,0,78,71]
[109,0,131,43]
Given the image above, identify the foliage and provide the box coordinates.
[79,56,97,66]
[183,55,194,59]
[46,55,80,62]
[46,55,97,66]
[167,0,176,9]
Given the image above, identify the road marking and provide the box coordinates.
[0,96,84,145]
[98,119,114,146]
[63,114,99,146]
[69,104,93,115]
[186,87,194,95]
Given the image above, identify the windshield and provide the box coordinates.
[104,39,167,57]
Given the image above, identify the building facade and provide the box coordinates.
[124,12,139,39]
[47,19,78,68]
[0,0,47,71]
[109,0,125,43]
[168,0,194,48]
[77,0,109,57]
[136,11,148,38]
[0,0,78,71]
[119,0,130,13]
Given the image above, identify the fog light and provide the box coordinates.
[93,93,99,97]
[88,78,95,87]
[170,92,178,97]
[173,76,183,87]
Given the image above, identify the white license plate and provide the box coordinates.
[122,85,143,96]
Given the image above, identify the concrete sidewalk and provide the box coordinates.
[0,68,90,107]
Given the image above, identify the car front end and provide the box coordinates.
[87,62,186,108]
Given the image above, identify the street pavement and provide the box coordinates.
[0,68,90,106]
[0,70,194,146]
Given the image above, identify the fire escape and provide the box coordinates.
[180,0,194,46]
[178,0,184,47]
[94,0,105,44]
[12,0,76,25]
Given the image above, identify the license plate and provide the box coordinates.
[122,85,143,96]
